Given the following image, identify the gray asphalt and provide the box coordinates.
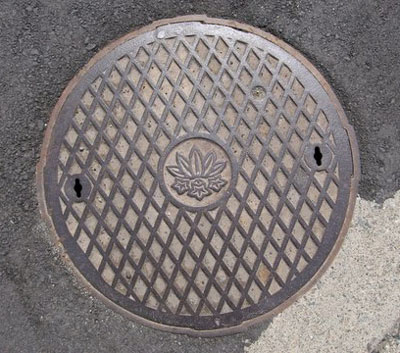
[0,0,399,352]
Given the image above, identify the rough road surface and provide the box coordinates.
[0,1,399,352]
[246,194,400,353]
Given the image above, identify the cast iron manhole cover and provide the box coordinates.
[37,16,360,336]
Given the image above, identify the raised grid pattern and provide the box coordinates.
[57,29,339,317]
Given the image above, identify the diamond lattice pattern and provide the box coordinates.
[57,32,339,316]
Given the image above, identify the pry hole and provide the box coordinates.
[74,178,83,198]
[314,146,323,166]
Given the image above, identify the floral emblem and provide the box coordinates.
[166,146,228,201]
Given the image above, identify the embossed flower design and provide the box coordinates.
[166,146,227,201]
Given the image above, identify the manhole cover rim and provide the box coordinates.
[37,15,360,337]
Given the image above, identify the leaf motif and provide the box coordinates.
[208,176,227,192]
[176,152,192,177]
[171,178,190,194]
[202,151,216,176]
[168,145,228,200]
[187,183,211,200]
[166,166,186,178]
[208,161,227,177]
[190,147,202,176]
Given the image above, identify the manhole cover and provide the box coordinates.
[37,16,360,336]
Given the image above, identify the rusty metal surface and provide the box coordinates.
[37,16,360,336]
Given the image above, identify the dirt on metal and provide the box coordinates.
[37,16,360,336]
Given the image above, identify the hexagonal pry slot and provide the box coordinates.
[65,174,92,202]
[304,143,333,171]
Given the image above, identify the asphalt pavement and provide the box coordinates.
[0,1,399,352]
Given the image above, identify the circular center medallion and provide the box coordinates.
[161,137,234,209]
[37,16,360,336]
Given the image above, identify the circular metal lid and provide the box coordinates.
[37,16,360,336]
